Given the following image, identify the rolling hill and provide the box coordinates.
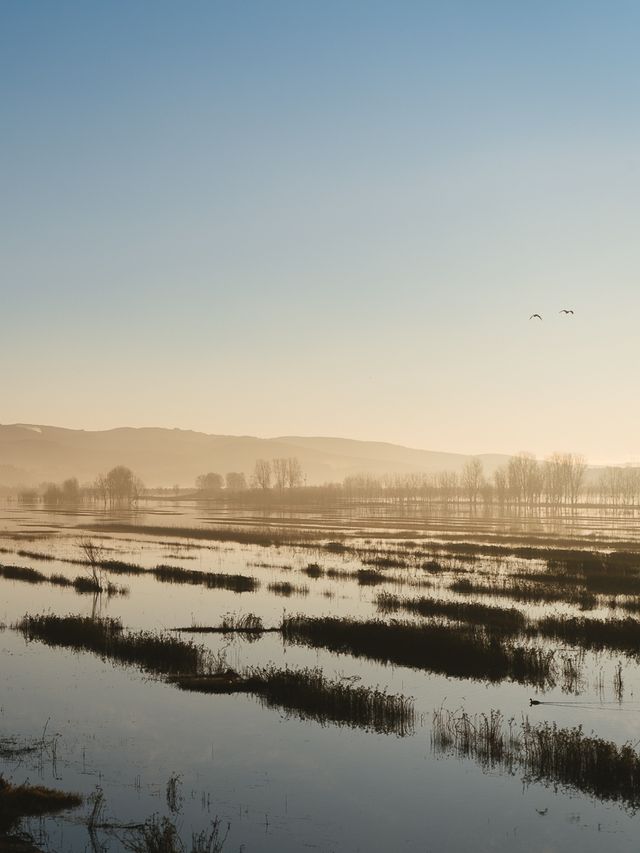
[0,424,510,488]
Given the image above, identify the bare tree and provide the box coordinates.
[286,457,304,488]
[461,458,484,504]
[252,459,272,490]
[78,538,107,593]
[272,458,288,492]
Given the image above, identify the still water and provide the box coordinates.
[1,501,640,851]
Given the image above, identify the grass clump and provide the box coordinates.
[303,562,324,579]
[151,564,258,594]
[267,581,309,597]
[0,775,82,830]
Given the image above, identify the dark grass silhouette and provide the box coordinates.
[0,562,126,596]
[376,592,527,631]
[171,665,414,736]
[267,581,309,597]
[0,775,82,832]
[15,615,413,736]
[18,614,201,675]
[449,577,598,609]
[281,615,558,688]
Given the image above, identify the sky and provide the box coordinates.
[2,1,640,463]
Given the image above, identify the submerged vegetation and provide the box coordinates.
[432,707,640,810]
[124,815,229,853]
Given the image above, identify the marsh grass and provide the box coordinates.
[303,562,324,579]
[18,615,202,675]
[356,569,387,586]
[172,666,414,736]
[431,707,640,810]
[151,564,258,593]
[267,581,309,597]
[531,615,640,657]
[377,591,640,659]
[78,522,324,548]
[281,615,558,687]
[124,814,229,853]
[376,592,527,632]
[0,562,127,596]
[449,577,598,609]
[14,615,412,735]
[173,613,279,640]
[0,775,82,830]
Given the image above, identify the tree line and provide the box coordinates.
[19,465,144,508]
[195,457,305,493]
[342,453,640,507]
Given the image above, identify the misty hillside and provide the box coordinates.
[0,424,511,488]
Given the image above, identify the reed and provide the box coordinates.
[172,666,414,736]
[432,707,640,810]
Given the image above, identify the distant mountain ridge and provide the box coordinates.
[0,424,511,488]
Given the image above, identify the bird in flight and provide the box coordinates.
[559,309,574,314]
[529,313,542,320]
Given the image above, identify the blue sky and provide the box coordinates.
[2,1,640,461]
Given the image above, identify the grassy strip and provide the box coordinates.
[376,592,527,631]
[18,614,201,675]
[0,562,126,596]
[378,591,640,657]
[282,615,557,688]
[171,666,414,736]
[267,581,309,597]
[432,707,640,810]
[76,522,324,547]
[173,614,280,636]
[449,577,597,609]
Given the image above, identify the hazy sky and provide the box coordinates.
[2,2,640,462]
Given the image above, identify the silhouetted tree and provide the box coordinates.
[62,477,80,503]
[286,457,304,488]
[461,458,484,504]
[225,472,247,491]
[272,458,289,492]
[195,472,223,491]
[252,459,272,490]
[105,466,142,506]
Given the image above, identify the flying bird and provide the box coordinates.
[529,314,542,320]
[559,309,574,314]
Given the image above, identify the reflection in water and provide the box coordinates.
[3,500,640,851]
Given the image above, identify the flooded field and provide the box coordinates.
[3,500,640,852]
